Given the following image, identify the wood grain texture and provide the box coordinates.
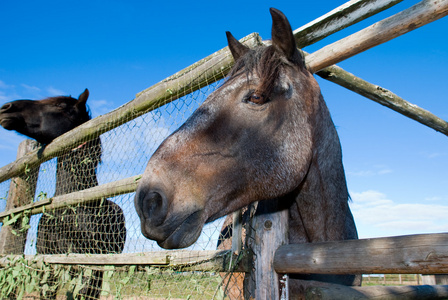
[306,0,448,72]
[0,140,39,255]
[294,0,403,47]
[274,233,448,274]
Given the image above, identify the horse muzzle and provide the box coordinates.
[134,182,205,249]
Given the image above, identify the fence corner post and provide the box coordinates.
[0,139,40,255]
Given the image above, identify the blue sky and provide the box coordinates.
[1,0,448,240]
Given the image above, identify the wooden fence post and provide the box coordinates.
[245,200,289,300]
[0,139,39,255]
[422,275,448,285]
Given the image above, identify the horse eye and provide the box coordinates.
[246,92,266,105]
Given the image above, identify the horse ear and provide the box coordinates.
[226,31,250,62]
[270,8,303,64]
[77,88,89,107]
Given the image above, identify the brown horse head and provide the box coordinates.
[135,8,354,250]
[0,89,90,144]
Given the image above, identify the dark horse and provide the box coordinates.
[0,89,126,299]
[134,8,360,297]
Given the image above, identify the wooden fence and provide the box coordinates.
[1,0,448,299]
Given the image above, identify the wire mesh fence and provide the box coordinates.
[2,1,447,297]
[0,58,251,298]
[0,259,243,299]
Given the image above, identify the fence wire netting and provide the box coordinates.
[0,70,250,299]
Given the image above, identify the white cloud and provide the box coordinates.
[0,92,10,103]
[21,84,40,92]
[0,80,59,101]
[377,168,392,175]
[0,80,70,102]
[0,80,14,89]
[350,190,448,238]
[427,152,446,159]
[0,80,18,102]
[46,86,65,96]
[347,165,392,177]
[0,131,24,167]
[424,196,443,202]
[88,99,116,118]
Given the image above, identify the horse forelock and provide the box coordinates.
[229,45,283,98]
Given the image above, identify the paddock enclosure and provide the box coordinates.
[1,0,448,299]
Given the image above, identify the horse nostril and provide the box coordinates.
[140,191,168,226]
[0,103,12,112]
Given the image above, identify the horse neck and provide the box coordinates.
[289,96,351,243]
[54,137,101,196]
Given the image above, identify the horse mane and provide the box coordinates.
[229,46,281,98]
[227,43,309,100]
[52,100,102,196]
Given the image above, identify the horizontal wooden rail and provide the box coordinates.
[294,0,403,47]
[305,283,448,300]
[274,232,448,275]
[0,249,248,272]
[0,175,142,219]
[306,0,448,73]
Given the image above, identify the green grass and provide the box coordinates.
[362,274,421,286]
[103,270,229,299]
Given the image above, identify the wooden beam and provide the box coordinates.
[0,140,39,255]
[38,252,168,265]
[306,0,448,73]
[0,250,247,272]
[231,210,243,255]
[305,284,448,300]
[32,174,141,214]
[245,200,289,300]
[0,198,51,219]
[274,233,448,275]
[294,0,404,47]
[316,64,448,136]
[0,175,142,220]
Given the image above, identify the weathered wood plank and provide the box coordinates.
[31,174,142,214]
[245,200,289,300]
[294,0,404,47]
[231,210,243,255]
[0,250,245,272]
[0,175,142,219]
[0,140,39,255]
[39,252,168,265]
[274,233,448,275]
[422,274,448,285]
[0,198,51,219]
[316,64,448,136]
[306,0,448,73]
[306,284,448,300]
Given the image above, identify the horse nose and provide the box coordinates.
[0,103,13,113]
[136,188,168,227]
